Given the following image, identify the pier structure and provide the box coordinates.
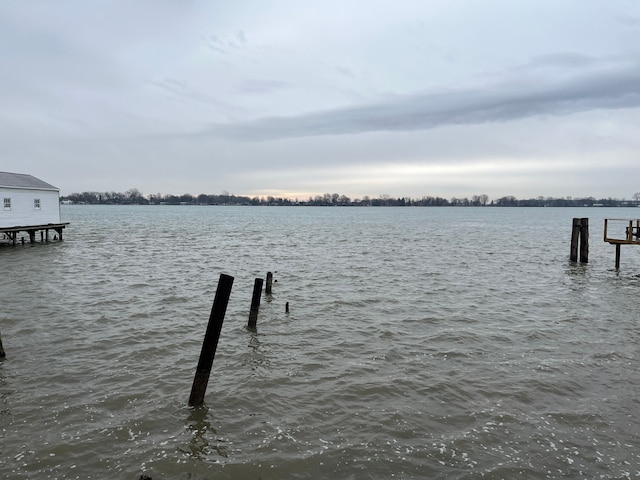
[0,223,69,246]
[603,218,640,269]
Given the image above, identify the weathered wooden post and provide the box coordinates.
[189,273,234,407]
[570,218,580,262]
[580,217,589,263]
[265,271,273,295]
[570,218,589,263]
[615,243,621,270]
[0,329,6,359]
[248,278,264,329]
[285,302,289,314]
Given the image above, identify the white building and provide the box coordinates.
[0,171,67,244]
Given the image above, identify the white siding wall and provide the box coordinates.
[0,187,61,228]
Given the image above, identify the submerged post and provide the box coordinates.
[265,271,273,295]
[579,217,589,263]
[248,278,264,329]
[189,273,234,407]
[0,329,5,359]
[615,243,621,270]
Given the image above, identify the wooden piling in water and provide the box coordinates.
[0,329,6,359]
[285,302,289,314]
[580,217,589,263]
[188,273,234,407]
[570,218,580,262]
[570,218,589,263]
[265,271,273,295]
[248,277,264,329]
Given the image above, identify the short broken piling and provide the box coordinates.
[189,273,234,407]
[248,278,264,329]
[265,272,273,295]
[0,329,5,359]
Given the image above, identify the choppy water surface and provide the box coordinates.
[1,206,639,479]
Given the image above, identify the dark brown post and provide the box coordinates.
[579,218,589,263]
[189,273,234,407]
[615,243,621,270]
[570,218,580,262]
[265,272,273,295]
[0,329,6,359]
[248,278,264,328]
[285,302,289,314]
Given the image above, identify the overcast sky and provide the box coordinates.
[2,1,639,200]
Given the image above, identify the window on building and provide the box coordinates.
[3,198,10,210]
[34,198,41,210]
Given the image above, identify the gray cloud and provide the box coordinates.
[203,59,640,141]
[235,79,292,94]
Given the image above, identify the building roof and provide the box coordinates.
[0,171,59,191]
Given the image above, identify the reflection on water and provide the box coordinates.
[181,407,227,460]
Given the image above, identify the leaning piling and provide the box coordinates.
[188,274,234,407]
[248,278,264,329]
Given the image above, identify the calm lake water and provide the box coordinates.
[1,205,639,479]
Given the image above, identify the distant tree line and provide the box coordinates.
[60,189,640,207]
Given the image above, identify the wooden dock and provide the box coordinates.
[0,223,69,246]
[603,219,640,269]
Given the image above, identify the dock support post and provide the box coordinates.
[579,218,589,263]
[265,271,273,295]
[248,278,264,329]
[188,273,234,407]
[615,244,621,270]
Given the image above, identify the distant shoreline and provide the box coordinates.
[60,190,640,208]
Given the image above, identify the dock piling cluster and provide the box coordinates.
[190,271,287,407]
[570,217,589,263]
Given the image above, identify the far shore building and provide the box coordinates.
[0,171,68,245]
